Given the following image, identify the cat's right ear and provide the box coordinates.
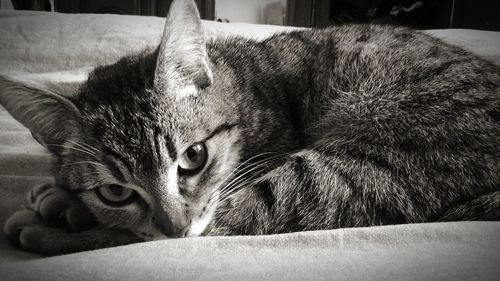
[154,0,212,98]
[0,75,80,154]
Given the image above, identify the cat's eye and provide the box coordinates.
[96,184,136,206]
[178,142,208,176]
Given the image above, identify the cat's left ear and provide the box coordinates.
[0,76,80,154]
[154,0,212,97]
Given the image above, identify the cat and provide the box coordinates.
[1,0,499,256]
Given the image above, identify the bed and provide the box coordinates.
[0,10,499,281]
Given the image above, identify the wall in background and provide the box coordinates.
[12,0,215,20]
[215,0,286,24]
[0,0,14,9]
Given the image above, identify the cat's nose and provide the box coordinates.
[154,209,191,237]
[170,221,192,238]
[160,220,192,238]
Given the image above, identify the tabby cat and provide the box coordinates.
[1,0,499,256]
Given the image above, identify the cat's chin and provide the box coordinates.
[137,211,214,240]
[184,218,209,237]
[184,205,216,237]
[150,233,169,241]
[134,216,212,240]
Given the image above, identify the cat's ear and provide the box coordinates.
[0,76,80,154]
[154,0,212,97]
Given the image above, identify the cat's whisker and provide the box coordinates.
[64,141,100,157]
[211,154,283,200]
[217,173,264,202]
[214,156,282,202]
[67,140,100,157]
[208,153,277,200]
[222,152,282,181]
[215,166,262,197]
[219,177,256,200]
[214,152,294,208]
[211,152,289,199]
[59,161,106,168]
[73,141,100,153]
[47,143,99,159]
[216,164,269,198]
[219,152,278,182]
[213,178,257,215]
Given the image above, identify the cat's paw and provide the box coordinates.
[4,183,97,245]
[28,183,97,231]
[3,209,59,254]
[4,209,142,255]
[4,183,142,255]
[3,208,43,245]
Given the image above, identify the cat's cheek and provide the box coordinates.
[132,221,169,241]
[77,192,147,229]
[204,127,242,187]
[205,128,242,172]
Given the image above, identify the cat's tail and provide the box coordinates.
[438,191,500,221]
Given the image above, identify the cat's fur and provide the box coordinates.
[1,0,499,255]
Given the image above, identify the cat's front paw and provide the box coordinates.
[3,208,43,245]
[4,183,96,235]
[3,208,52,253]
[4,209,142,255]
[27,183,97,231]
[4,183,142,255]
[4,183,97,253]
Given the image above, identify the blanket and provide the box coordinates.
[0,10,499,281]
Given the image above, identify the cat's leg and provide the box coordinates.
[6,211,141,256]
[5,183,97,234]
[437,191,500,221]
[4,183,142,255]
[214,148,424,235]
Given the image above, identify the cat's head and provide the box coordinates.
[0,0,298,239]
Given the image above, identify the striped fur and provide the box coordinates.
[2,0,500,255]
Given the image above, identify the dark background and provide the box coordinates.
[9,0,500,31]
[289,0,500,31]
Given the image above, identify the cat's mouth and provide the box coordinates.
[136,202,216,240]
[184,203,216,237]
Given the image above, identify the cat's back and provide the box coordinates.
[276,24,499,85]
[210,24,499,98]
[209,24,500,152]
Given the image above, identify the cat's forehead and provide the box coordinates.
[75,55,234,168]
[78,52,207,122]
[79,80,213,138]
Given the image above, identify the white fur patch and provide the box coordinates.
[176,84,199,98]
[166,161,180,197]
[186,203,215,237]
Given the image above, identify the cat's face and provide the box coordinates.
[0,0,296,239]
[54,2,249,238]
[71,94,242,239]
[62,51,247,239]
